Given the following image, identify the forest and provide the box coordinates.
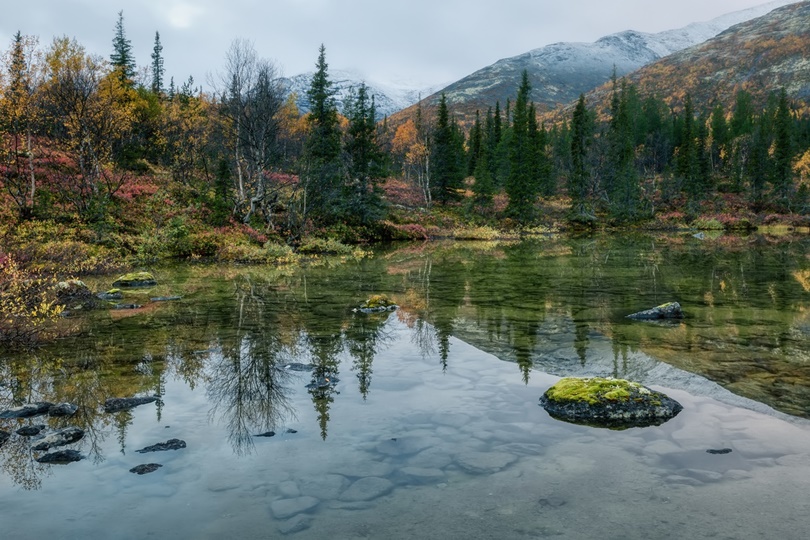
[2,12,810,348]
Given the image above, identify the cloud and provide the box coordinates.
[164,2,206,30]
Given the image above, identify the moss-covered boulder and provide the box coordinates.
[112,272,157,288]
[627,301,683,320]
[356,294,397,314]
[539,377,683,429]
[55,279,100,310]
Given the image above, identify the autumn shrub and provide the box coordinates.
[297,237,356,255]
[0,253,65,349]
[5,220,122,275]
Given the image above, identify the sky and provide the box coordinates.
[0,0,795,91]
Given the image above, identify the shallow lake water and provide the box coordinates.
[2,233,810,539]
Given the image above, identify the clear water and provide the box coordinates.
[2,233,810,539]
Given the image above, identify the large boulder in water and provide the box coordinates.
[539,377,683,429]
[55,279,100,310]
[355,294,398,314]
[112,272,157,288]
[627,302,683,320]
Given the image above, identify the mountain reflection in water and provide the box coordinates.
[2,232,810,492]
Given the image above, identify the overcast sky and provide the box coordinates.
[0,0,794,91]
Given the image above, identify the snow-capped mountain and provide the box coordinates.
[408,0,797,120]
[281,69,443,119]
[284,1,796,121]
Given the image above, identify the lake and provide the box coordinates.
[2,232,810,539]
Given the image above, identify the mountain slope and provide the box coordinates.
[400,0,795,122]
[580,1,810,115]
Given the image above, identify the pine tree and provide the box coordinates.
[151,31,164,94]
[110,11,136,86]
[343,84,386,224]
[303,44,343,222]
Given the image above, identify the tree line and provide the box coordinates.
[3,12,810,240]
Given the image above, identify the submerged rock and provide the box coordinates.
[130,463,163,475]
[355,294,398,314]
[270,496,320,519]
[104,396,158,412]
[627,302,684,320]
[0,430,9,446]
[97,289,124,301]
[112,272,157,288]
[48,402,79,417]
[283,363,315,372]
[539,377,683,429]
[111,303,142,310]
[135,438,186,453]
[256,431,276,437]
[306,375,339,390]
[707,448,733,455]
[338,477,394,502]
[32,427,85,450]
[36,449,83,464]
[0,402,54,419]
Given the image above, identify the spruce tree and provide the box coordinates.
[343,84,386,224]
[110,11,136,86]
[467,110,482,176]
[431,94,464,204]
[303,45,342,221]
[505,70,538,220]
[151,31,164,94]
[569,94,594,220]
[771,88,794,203]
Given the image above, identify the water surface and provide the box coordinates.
[2,233,810,539]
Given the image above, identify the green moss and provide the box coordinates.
[545,377,646,405]
[363,294,395,309]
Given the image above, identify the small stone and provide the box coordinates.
[376,436,436,456]
[104,396,158,413]
[36,449,83,464]
[277,481,301,498]
[135,439,186,453]
[338,477,394,502]
[270,496,320,519]
[16,425,46,437]
[706,448,733,455]
[130,463,163,475]
[285,429,298,434]
[277,514,313,535]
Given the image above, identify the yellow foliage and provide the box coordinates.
[0,254,64,348]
